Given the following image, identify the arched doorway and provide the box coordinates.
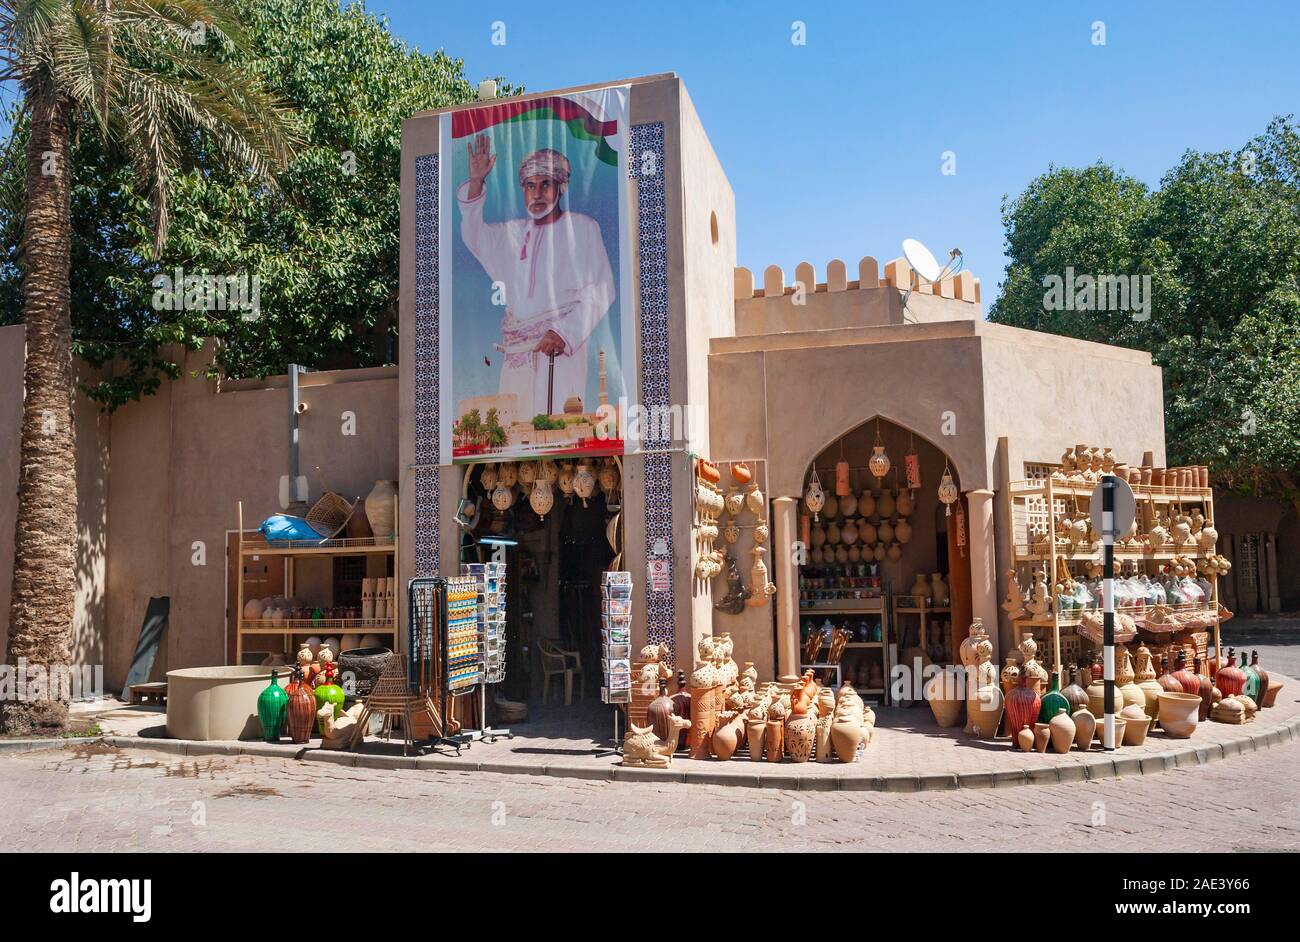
[782,416,972,701]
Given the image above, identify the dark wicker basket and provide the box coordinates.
[338,647,393,698]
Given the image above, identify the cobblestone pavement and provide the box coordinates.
[2,738,1297,852]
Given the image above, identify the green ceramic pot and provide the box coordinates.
[1038,674,1070,724]
[257,670,288,742]
[314,682,345,735]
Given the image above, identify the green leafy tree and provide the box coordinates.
[989,117,1300,513]
[1,0,297,734]
[0,0,516,408]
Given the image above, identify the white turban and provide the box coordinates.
[518,148,570,185]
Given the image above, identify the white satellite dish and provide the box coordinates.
[902,238,944,283]
[898,238,964,321]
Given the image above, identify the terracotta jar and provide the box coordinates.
[926,666,965,728]
[1172,652,1200,697]
[1016,727,1035,751]
[1005,675,1041,743]
[765,712,785,761]
[1048,708,1075,753]
[1072,706,1096,751]
[746,717,766,760]
[1121,704,1152,745]
[284,667,316,744]
[786,713,816,762]
[1193,657,1213,721]
[1250,652,1270,708]
[1158,692,1200,738]
[1061,667,1089,713]
[711,712,746,761]
[1033,723,1051,753]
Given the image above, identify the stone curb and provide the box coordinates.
[13,710,1298,792]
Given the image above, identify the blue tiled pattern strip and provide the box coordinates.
[413,154,440,578]
[632,123,674,664]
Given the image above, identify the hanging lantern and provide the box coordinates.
[538,459,559,485]
[557,463,575,498]
[904,432,921,489]
[937,463,959,516]
[491,482,514,511]
[598,459,620,495]
[835,440,851,496]
[518,461,538,485]
[479,463,498,491]
[955,502,967,557]
[804,469,826,521]
[498,462,518,487]
[573,463,596,507]
[869,419,891,480]
[529,479,554,520]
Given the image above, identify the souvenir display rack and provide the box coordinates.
[462,562,508,684]
[1005,459,1222,682]
[799,584,892,703]
[233,499,397,665]
[601,571,633,704]
[444,575,484,691]
[892,593,953,668]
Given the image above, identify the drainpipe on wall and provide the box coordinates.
[285,363,310,514]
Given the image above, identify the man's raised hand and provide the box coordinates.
[467,133,496,199]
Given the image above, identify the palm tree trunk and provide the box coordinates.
[3,92,76,735]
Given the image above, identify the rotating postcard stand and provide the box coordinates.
[408,577,481,754]
[462,561,513,742]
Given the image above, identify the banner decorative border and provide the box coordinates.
[414,154,440,578]
[632,122,674,663]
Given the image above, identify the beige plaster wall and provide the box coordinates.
[734,281,979,336]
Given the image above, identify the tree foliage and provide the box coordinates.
[0,0,515,408]
[989,117,1300,510]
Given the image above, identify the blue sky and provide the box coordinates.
[371,0,1299,298]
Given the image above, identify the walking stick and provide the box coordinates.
[547,352,556,415]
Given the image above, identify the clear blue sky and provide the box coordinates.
[370,0,1299,297]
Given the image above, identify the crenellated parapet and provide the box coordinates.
[734,256,980,304]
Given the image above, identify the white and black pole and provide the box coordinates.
[1102,474,1116,751]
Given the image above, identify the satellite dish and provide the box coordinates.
[902,238,944,284]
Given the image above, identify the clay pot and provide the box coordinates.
[746,719,766,760]
[711,713,746,761]
[1262,679,1283,708]
[815,718,834,762]
[966,685,1003,739]
[365,480,397,538]
[765,717,785,761]
[1157,692,1200,738]
[1005,675,1041,741]
[830,717,862,762]
[1121,705,1151,745]
[1048,708,1075,753]
[1016,727,1035,752]
[786,714,816,762]
[1072,707,1096,751]
[925,666,965,728]
[1033,723,1051,753]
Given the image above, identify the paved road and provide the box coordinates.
[2,738,1297,852]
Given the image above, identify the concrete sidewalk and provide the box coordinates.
[16,672,1295,792]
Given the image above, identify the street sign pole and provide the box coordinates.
[1102,474,1116,751]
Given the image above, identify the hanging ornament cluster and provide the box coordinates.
[696,458,772,600]
[805,461,914,567]
[804,468,826,521]
[694,458,726,580]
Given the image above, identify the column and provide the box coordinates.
[965,489,998,649]
[772,496,799,677]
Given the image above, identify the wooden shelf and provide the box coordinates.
[799,601,884,614]
[239,534,396,556]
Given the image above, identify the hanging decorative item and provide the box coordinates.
[904,432,922,490]
[538,459,559,485]
[835,440,851,496]
[804,469,826,521]
[556,463,575,499]
[598,459,620,495]
[868,419,891,480]
[955,502,967,557]
[745,478,765,515]
[517,461,538,486]
[937,461,959,516]
[725,487,744,518]
[491,482,514,512]
[573,463,596,507]
[730,461,753,486]
[498,462,518,487]
[529,478,554,520]
[746,547,777,605]
[479,463,499,491]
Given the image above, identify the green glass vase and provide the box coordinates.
[1242,652,1261,703]
[257,670,288,742]
[1038,674,1070,724]
[314,682,346,735]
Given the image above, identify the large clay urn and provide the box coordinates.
[1061,667,1089,713]
[283,668,316,744]
[365,480,397,538]
[1157,692,1201,738]
[1193,658,1214,721]
[925,666,965,728]
[1216,649,1247,696]
[746,717,766,760]
[1004,675,1041,742]
[1038,675,1070,724]
[711,712,746,761]
[830,716,862,762]
[1072,706,1096,751]
[967,684,1003,739]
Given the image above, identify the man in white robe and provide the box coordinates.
[458,135,615,419]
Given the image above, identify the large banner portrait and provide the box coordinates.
[439,85,633,463]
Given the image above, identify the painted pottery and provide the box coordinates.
[1005,675,1041,741]
[313,679,345,735]
[365,480,397,538]
[1216,649,1247,696]
[1157,692,1200,738]
[284,668,316,744]
[1038,675,1070,724]
[1033,723,1051,753]
[256,670,288,742]
[1193,658,1213,721]
[1173,653,1200,699]
[1250,652,1269,709]
[1072,707,1096,751]
[1016,727,1035,751]
[1048,708,1075,753]
[786,714,817,762]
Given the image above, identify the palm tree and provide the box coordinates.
[0,0,297,733]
